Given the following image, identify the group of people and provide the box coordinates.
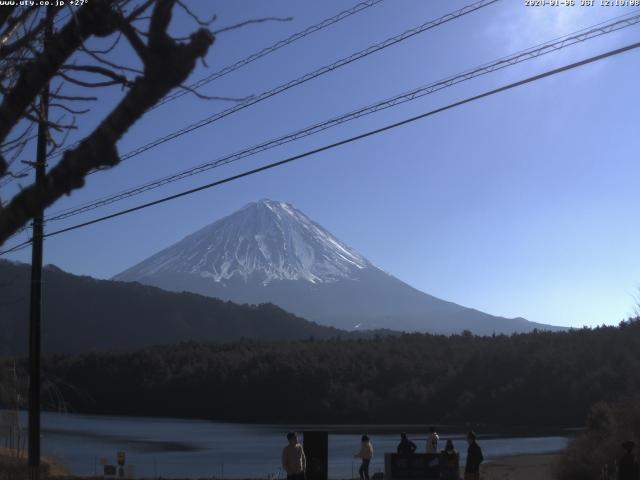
[394,428,483,480]
[281,428,484,480]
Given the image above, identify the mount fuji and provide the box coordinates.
[114,199,562,335]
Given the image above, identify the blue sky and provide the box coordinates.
[2,0,640,328]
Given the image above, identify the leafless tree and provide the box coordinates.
[0,361,27,456]
[0,0,220,245]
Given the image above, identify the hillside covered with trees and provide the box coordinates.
[0,260,352,355]
[3,318,638,427]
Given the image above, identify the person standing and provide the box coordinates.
[397,432,417,455]
[439,439,460,480]
[354,434,373,480]
[464,431,483,480]
[282,432,306,480]
[618,440,640,480]
[426,426,439,454]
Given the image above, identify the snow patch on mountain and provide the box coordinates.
[115,199,370,285]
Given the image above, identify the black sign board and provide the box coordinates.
[389,453,441,479]
[303,431,328,480]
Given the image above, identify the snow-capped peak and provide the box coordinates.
[115,199,371,285]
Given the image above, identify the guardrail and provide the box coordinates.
[76,458,387,480]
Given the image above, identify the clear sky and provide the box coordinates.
[2,0,640,328]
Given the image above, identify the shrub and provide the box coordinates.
[556,394,640,480]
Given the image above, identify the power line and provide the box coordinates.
[54,0,497,173]
[4,0,497,190]
[19,40,638,246]
[45,10,640,222]
[111,0,499,163]
[153,0,385,109]
[0,0,385,188]
[3,39,638,253]
[0,170,27,188]
[0,238,32,256]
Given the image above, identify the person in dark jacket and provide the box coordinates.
[464,431,483,480]
[618,440,639,480]
[439,439,460,480]
[397,432,417,455]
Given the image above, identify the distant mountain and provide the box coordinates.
[0,260,350,355]
[115,199,563,335]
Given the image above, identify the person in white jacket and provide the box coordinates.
[354,435,373,480]
[282,432,306,480]
[426,427,439,454]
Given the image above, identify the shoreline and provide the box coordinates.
[8,408,579,434]
[481,453,560,480]
[2,448,562,480]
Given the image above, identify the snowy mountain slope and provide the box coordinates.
[114,199,564,335]
[116,199,369,285]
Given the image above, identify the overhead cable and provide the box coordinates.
[46,10,640,222]
[19,40,638,246]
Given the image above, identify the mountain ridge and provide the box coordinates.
[0,259,359,355]
[114,199,564,335]
[116,199,370,285]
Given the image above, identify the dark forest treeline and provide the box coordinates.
[3,319,639,427]
[0,260,358,355]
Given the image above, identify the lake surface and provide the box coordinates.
[13,411,568,478]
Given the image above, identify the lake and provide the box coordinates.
[11,411,569,478]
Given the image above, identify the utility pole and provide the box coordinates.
[28,7,52,480]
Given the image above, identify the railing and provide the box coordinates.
[0,424,27,457]
[601,461,616,480]
[68,458,385,479]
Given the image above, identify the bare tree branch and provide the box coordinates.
[80,30,123,55]
[1,168,28,180]
[0,7,18,31]
[0,0,214,244]
[49,103,90,115]
[125,0,156,22]
[214,16,293,35]
[23,111,75,132]
[60,65,132,87]
[0,1,120,147]
[79,45,143,74]
[119,20,148,61]
[177,1,216,27]
[1,123,36,152]
[50,93,98,102]
[175,82,252,103]
[48,116,77,155]
[0,7,34,46]
[0,12,47,60]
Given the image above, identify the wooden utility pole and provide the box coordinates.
[28,8,52,480]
